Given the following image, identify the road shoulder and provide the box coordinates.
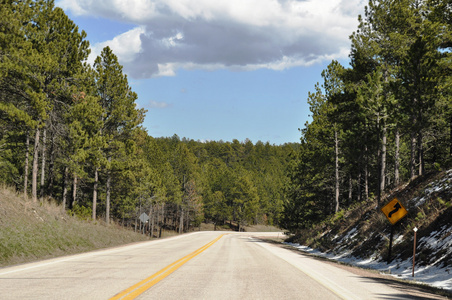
[257,237,451,300]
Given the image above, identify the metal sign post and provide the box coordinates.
[387,224,395,264]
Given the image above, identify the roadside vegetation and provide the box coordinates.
[0,1,294,233]
[0,185,282,267]
[283,171,452,299]
[1,0,450,273]
[282,0,451,233]
[282,1,451,280]
[286,169,452,280]
[0,185,149,267]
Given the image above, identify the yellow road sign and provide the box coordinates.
[381,198,408,225]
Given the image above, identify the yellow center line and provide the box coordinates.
[110,234,225,300]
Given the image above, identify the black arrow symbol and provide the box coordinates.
[388,202,401,218]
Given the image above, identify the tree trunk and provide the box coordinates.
[71,174,77,209]
[450,114,452,157]
[348,174,352,206]
[380,122,387,201]
[47,133,55,198]
[150,204,155,238]
[185,208,190,231]
[24,131,30,198]
[418,131,424,176]
[334,130,340,213]
[410,131,417,180]
[160,203,165,238]
[364,145,369,202]
[179,206,184,234]
[156,203,160,236]
[357,172,362,202]
[134,210,137,233]
[40,128,46,198]
[92,167,98,220]
[62,166,68,209]
[32,127,40,202]
[106,156,111,225]
[394,127,400,186]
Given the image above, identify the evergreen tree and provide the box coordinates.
[284,0,450,233]
[93,46,145,224]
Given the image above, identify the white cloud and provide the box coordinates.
[88,26,145,66]
[149,100,171,108]
[58,0,366,78]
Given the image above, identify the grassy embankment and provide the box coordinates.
[0,186,149,267]
[0,186,282,267]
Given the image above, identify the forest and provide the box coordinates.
[1,0,451,235]
[283,0,451,233]
[0,0,295,234]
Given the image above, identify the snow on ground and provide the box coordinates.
[287,241,452,292]
[409,169,452,208]
[286,169,452,292]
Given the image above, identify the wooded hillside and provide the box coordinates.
[1,0,451,235]
[283,0,451,233]
[0,1,294,232]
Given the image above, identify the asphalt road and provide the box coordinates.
[0,231,446,299]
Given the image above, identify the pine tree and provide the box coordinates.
[94,46,145,224]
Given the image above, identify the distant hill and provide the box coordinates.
[287,169,452,291]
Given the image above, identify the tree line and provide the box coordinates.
[0,0,294,234]
[282,0,451,233]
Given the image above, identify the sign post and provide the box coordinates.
[381,198,408,264]
[387,224,395,264]
[412,227,418,277]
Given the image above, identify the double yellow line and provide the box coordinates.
[110,234,225,300]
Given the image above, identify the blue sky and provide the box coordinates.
[56,0,366,144]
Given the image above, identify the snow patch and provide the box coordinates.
[410,170,452,208]
[287,241,452,292]
[285,169,452,292]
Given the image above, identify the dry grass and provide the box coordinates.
[0,186,149,267]
[242,224,283,232]
[1,186,286,267]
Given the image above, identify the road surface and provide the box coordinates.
[0,231,446,299]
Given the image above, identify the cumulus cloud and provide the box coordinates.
[58,0,365,78]
[88,26,145,66]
